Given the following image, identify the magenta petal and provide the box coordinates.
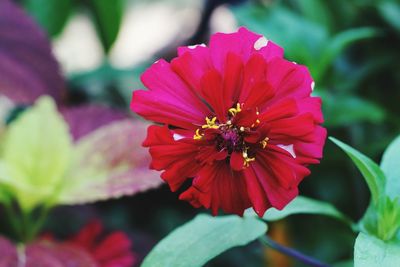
[266,59,313,103]
[230,151,244,171]
[132,90,207,130]
[209,27,262,70]
[141,59,210,116]
[259,40,284,61]
[200,69,228,121]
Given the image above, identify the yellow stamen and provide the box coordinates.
[202,116,219,129]
[242,147,255,167]
[261,137,270,149]
[193,129,204,140]
[228,103,242,116]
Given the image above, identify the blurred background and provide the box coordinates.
[2,0,400,266]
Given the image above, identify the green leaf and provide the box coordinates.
[354,233,400,267]
[317,27,379,81]
[86,0,123,53]
[333,260,353,267]
[381,135,400,199]
[58,120,163,204]
[23,0,72,37]
[264,196,353,226]
[141,214,267,267]
[294,0,333,31]
[378,1,400,32]
[329,137,385,206]
[0,97,72,211]
[319,92,386,127]
[232,4,328,69]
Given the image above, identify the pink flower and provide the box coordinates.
[131,27,326,217]
[66,221,136,267]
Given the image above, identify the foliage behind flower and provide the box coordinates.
[0,96,162,211]
[131,27,326,217]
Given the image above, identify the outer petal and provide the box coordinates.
[143,125,202,191]
[132,59,210,130]
[209,27,262,70]
[266,59,313,103]
[296,96,324,124]
[242,166,271,217]
[171,47,211,94]
[293,126,327,165]
[200,69,228,122]
[181,162,251,216]
[251,161,298,210]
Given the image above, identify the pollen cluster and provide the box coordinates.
[193,103,269,168]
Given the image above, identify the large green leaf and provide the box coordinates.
[378,1,400,32]
[0,97,72,211]
[381,135,400,199]
[86,0,123,53]
[58,119,163,204]
[317,28,379,81]
[23,0,72,37]
[354,233,400,267]
[232,4,327,69]
[253,196,354,228]
[329,137,385,206]
[141,214,267,267]
[320,92,385,127]
[294,0,332,31]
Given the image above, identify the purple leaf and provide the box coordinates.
[0,237,96,267]
[0,236,16,266]
[25,242,96,267]
[0,0,65,104]
[61,105,126,141]
[59,119,163,204]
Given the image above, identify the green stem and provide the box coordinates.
[3,203,24,241]
[26,204,52,241]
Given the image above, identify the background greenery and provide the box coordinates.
[4,0,399,266]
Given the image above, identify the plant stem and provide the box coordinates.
[27,204,52,241]
[3,203,24,241]
[259,236,332,267]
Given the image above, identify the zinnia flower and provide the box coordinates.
[65,220,136,267]
[131,27,326,216]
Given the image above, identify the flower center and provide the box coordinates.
[193,103,269,167]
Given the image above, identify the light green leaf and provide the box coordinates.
[86,0,123,53]
[378,1,400,32]
[329,137,385,206]
[232,4,327,69]
[261,196,353,227]
[317,28,379,81]
[354,233,400,267]
[381,135,400,199]
[24,0,72,37]
[294,0,332,31]
[319,92,385,127]
[142,214,267,267]
[333,260,353,267]
[0,97,72,211]
[58,120,162,205]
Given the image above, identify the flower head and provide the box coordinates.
[131,27,326,216]
[66,220,136,267]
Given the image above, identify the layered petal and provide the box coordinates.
[143,125,202,191]
[131,27,326,217]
